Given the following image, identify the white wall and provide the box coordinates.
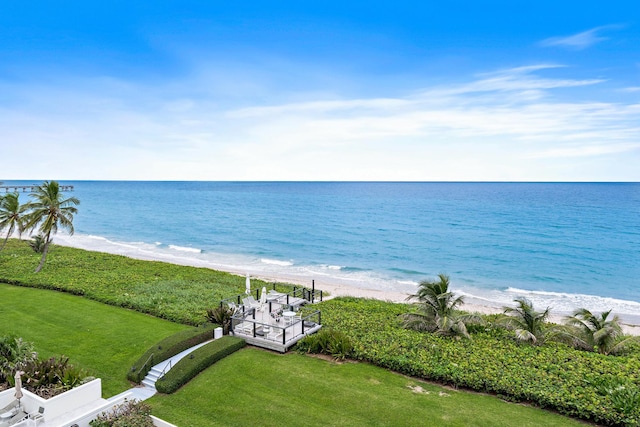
[151,415,179,427]
[20,379,103,420]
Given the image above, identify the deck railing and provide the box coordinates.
[221,281,323,310]
[230,309,321,345]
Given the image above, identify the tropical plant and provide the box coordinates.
[400,274,478,338]
[23,181,80,272]
[205,304,238,335]
[498,297,560,345]
[566,308,639,355]
[0,335,37,382]
[296,328,353,360]
[21,356,89,397]
[0,192,27,251]
[28,234,47,253]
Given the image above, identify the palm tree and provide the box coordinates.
[24,181,80,272]
[401,274,477,338]
[0,192,27,251]
[566,308,639,355]
[499,297,555,344]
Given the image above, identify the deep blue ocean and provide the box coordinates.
[3,181,639,319]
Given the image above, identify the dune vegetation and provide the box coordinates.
[1,239,639,425]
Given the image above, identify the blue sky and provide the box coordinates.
[1,1,639,181]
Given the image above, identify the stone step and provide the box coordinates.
[141,379,156,389]
[150,367,163,376]
[147,370,162,380]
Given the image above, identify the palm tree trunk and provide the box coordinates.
[0,224,14,251]
[34,233,51,273]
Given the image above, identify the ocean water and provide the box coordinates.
[3,181,639,320]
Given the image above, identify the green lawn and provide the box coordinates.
[149,348,588,427]
[0,283,188,396]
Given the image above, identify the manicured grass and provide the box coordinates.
[0,283,188,396]
[148,348,588,427]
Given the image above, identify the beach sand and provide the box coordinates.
[290,277,640,337]
[7,232,640,336]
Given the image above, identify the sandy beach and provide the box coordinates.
[2,229,638,336]
[287,276,640,337]
[38,234,638,337]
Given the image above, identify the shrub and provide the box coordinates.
[295,328,353,360]
[90,399,153,427]
[21,356,89,397]
[155,336,245,394]
[0,335,37,382]
[28,235,46,254]
[205,305,237,335]
[590,376,640,419]
[127,324,218,383]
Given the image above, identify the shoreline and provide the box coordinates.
[44,234,640,336]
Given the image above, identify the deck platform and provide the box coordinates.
[230,302,322,353]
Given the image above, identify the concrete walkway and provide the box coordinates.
[108,339,214,402]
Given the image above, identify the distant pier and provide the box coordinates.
[0,184,74,193]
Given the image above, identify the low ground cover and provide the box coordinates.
[149,347,587,427]
[0,283,188,396]
[317,297,640,426]
[0,239,259,325]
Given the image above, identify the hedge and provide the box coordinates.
[128,324,218,383]
[155,336,246,394]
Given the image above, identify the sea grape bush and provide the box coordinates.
[0,240,264,324]
[317,298,640,426]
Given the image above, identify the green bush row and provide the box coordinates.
[317,297,640,427]
[155,336,246,394]
[128,324,218,383]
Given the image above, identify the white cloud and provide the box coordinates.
[540,26,620,50]
[1,65,639,181]
[527,142,640,159]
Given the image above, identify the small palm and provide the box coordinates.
[402,274,476,338]
[566,308,637,355]
[500,297,551,344]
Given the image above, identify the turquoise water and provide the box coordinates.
[4,181,639,319]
